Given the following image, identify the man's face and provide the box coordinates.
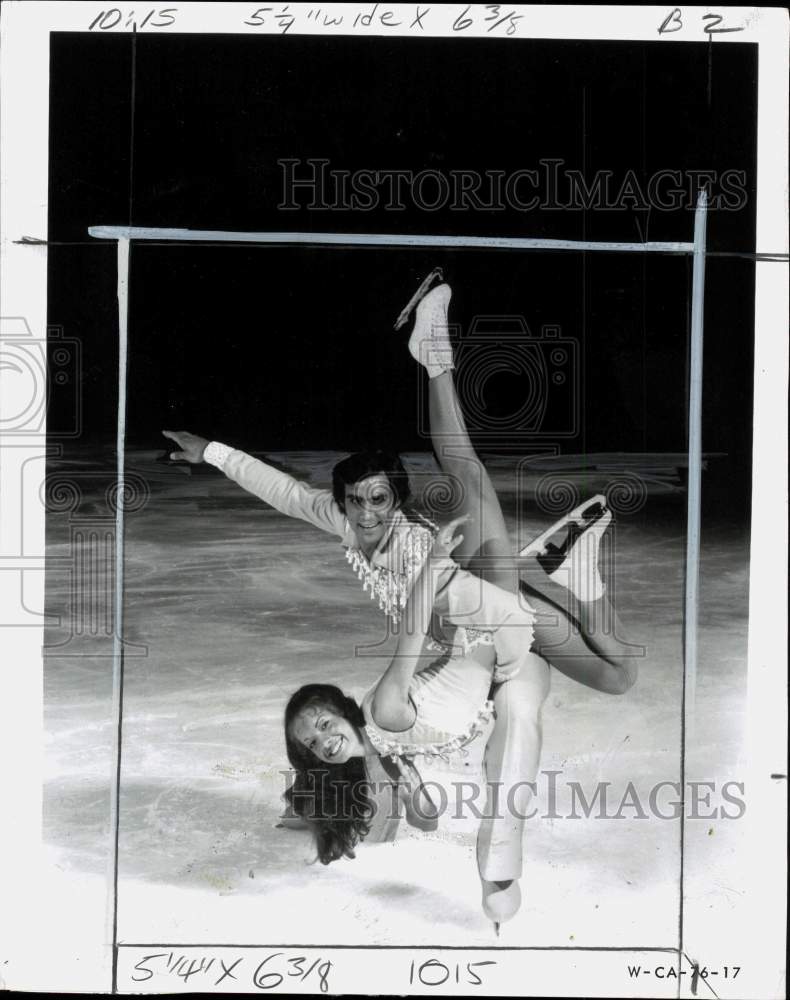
[344,473,400,551]
[291,704,364,764]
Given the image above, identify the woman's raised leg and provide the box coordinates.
[410,282,517,595]
[428,371,519,595]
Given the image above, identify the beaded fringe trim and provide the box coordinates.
[345,515,436,625]
[365,700,495,764]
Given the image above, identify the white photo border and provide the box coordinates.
[0,4,786,997]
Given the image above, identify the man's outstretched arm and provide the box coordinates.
[162,430,347,538]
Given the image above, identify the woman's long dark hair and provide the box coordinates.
[284,684,375,865]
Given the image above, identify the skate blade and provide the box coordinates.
[393,267,444,330]
[519,493,607,558]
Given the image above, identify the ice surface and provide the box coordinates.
[43,450,749,949]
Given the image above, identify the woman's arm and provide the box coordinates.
[370,515,468,731]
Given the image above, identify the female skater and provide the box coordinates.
[282,283,637,929]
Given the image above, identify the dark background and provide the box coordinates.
[47,33,757,508]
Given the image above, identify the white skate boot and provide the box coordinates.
[520,495,611,603]
[406,282,454,379]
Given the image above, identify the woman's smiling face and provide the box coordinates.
[290,703,366,764]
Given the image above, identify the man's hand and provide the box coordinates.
[162,429,210,463]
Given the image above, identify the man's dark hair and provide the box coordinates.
[331,450,411,512]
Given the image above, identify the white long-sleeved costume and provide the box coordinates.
[205,441,435,624]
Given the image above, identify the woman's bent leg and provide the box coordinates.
[525,584,639,695]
